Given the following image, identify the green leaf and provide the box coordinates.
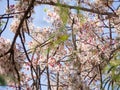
[0,29,2,33]
[0,23,2,27]
[0,75,6,86]
[44,8,48,12]
[59,7,69,25]
[112,74,120,81]
[60,34,69,41]
[0,21,5,26]
[110,60,120,66]
[54,34,69,45]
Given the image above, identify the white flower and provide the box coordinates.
[0,37,25,76]
[10,18,20,33]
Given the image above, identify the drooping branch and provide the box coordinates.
[46,50,52,90]
[10,50,21,90]
[0,0,10,36]
[36,1,118,17]
[10,0,35,50]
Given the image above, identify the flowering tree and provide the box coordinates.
[0,0,120,90]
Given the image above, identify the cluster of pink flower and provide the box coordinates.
[0,37,25,76]
[9,1,30,33]
[1,0,119,89]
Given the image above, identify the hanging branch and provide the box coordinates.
[98,65,103,89]
[10,50,21,90]
[10,0,35,50]
[56,72,59,90]
[38,66,42,90]
[71,18,77,50]
[36,1,118,17]
[19,33,38,89]
[0,0,10,35]
[108,18,113,46]
[46,49,51,90]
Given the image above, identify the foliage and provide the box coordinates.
[103,51,120,89]
[0,75,6,86]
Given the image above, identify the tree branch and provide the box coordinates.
[36,1,118,17]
